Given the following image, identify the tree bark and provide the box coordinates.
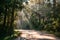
[10,0,15,36]
[2,4,8,37]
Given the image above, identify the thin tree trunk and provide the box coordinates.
[10,1,15,36]
[3,5,7,30]
[3,5,7,36]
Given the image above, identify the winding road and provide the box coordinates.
[14,29,60,40]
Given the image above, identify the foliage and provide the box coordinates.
[0,0,23,39]
[29,0,60,33]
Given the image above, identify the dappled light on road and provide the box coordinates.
[14,29,57,40]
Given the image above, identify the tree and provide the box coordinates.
[0,0,23,39]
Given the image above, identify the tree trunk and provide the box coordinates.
[2,5,7,37]
[10,1,15,36]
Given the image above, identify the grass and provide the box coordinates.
[0,32,17,40]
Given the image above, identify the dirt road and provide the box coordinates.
[14,29,60,40]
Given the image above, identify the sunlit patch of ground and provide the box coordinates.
[14,29,59,40]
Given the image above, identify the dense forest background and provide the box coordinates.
[0,0,60,40]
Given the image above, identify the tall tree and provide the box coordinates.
[0,0,23,38]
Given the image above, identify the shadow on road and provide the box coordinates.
[14,29,59,40]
